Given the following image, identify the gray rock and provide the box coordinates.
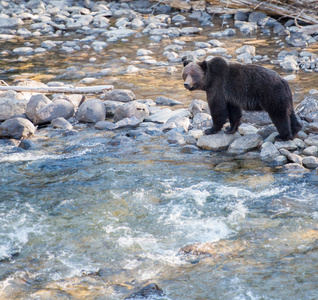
[280,57,299,71]
[207,47,227,55]
[197,132,240,151]
[242,111,272,126]
[235,45,256,56]
[103,100,125,116]
[0,17,23,27]
[235,11,248,21]
[295,97,318,121]
[75,99,106,123]
[103,28,136,38]
[0,91,28,121]
[19,139,38,150]
[222,28,236,36]
[0,117,35,139]
[192,113,212,129]
[113,101,149,122]
[95,121,117,131]
[208,39,225,47]
[286,32,308,47]
[53,94,85,109]
[260,142,281,163]
[274,140,298,151]
[189,99,209,116]
[272,155,288,166]
[188,129,204,140]
[155,96,183,106]
[145,108,190,124]
[51,117,73,130]
[303,146,318,156]
[248,12,267,24]
[282,163,309,174]
[238,123,258,135]
[228,133,263,154]
[304,134,318,147]
[302,156,318,169]
[165,116,190,132]
[181,27,200,35]
[280,148,302,165]
[13,80,48,101]
[33,100,75,125]
[167,131,185,145]
[115,116,142,129]
[101,89,136,102]
[237,53,253,64]
[12,47,34,55]
[25,94,52,122]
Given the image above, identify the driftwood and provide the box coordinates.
[158,0,318,25]
[0,85,113,94]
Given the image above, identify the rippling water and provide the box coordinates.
[1,14,318,300]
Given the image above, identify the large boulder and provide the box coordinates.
[101,89,136,102]
[33,100,75,125]
[75,99,106,123]
[197,132,240,151]
[25,94,52,122]
[0,117,35,139]
[113,101,149,122]
[228,134,263,154]
[0,91,28,121]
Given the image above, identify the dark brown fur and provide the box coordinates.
[182,57,301,141]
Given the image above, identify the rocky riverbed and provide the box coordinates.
[1,1,318,299]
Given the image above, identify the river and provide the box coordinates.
[0,13,318,300]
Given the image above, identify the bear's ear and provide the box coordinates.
[198,60,208,72]
[182,56,191,67]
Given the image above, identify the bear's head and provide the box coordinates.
[181,57,207,91]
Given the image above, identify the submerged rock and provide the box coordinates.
[125,283,164,299]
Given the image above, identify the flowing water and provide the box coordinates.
[0,15,318,300]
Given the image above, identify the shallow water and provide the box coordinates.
[1,13,318,300]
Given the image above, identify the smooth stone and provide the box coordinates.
[95,121,117,131]
[113,101,149,122]
[51,117,73,130]
[228,134,263,154]
[155,96,183,106]
[260,142,281,163]
[0,117,35,139]
[101,89,136,102]
[197,132,240,151]
[302,156,318,169]
[0,91,28,121]
[75,99,106,123]
[167,131,185,145]
[282,163,309,174]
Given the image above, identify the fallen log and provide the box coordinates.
[0,85,113,94]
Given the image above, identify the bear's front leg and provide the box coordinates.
[225,103,242,134]
[205,94,228,135]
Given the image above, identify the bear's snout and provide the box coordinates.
[184,82,191,89]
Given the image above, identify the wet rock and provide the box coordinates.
[181,27,200,35]
[165,116,190,132]
[0,17,23,27]
[272,155,288,166]
[228,134,263,154]
[235,11,248,21]
[208,39,225,47]
[215,161,239,172]
[115,116,142,129]
[18,139,38,150]
[0,117,35,139]
[235,21,257,34]
[103,100,125,116]
[125,283,164,299]
[75,99,106,123]
[155,96,183,106]
[305,134,318,147]
[302,156,318,169]
[282,163,309,174]
[286,32,308,47]
[0,91,28,121]
[260,142,281,163]
[12,47,34,55]
[274,140,298,151]
[33,100,75,125]
[236,45,255,57]
[188,129,204,140]
[295,97,318,122]
[222,28,236,36]
[95,121,117,131]
[192,113,212,129]
[189,99,210,116]
[238,123,258,135]
[145,108,189,124]
[51,117,73,130]
[197,132,240,151]
[113,101,149,122]
[101,89,136,102]
[103,28,136,39]
[167,131,185,145]
[25,94,52,122]
[280,148,302,165]
[248,12,267,24]
[303,146,318,156]
[53,94,85,109]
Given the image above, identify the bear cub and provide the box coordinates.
[182,57,301,141]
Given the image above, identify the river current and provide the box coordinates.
[0,14,318,300]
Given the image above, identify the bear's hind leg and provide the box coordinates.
[225,103,242,134]
[290,112,302,138]
[205,97,228,135]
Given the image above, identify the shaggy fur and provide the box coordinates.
[182,57,301,141]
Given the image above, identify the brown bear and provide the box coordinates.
[182,56,302,141]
